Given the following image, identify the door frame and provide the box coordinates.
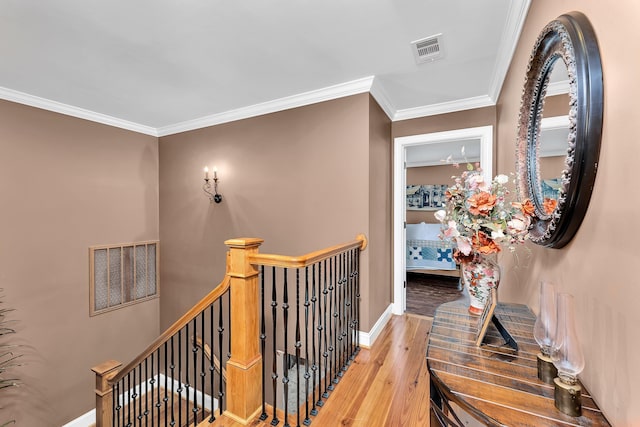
[392,126,494,315]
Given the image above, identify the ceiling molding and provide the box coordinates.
[547,80,570,96]
[0,86,159,137]
[488,0,532,102]
[157,76,375,137]
[392,95,495,122]
[369,78,396,120]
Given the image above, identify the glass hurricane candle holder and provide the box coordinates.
[551,293,585,417]
[533,281,558,384]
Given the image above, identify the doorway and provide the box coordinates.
[392,126,493,315]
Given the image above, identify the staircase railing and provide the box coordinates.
[93,235,366,427]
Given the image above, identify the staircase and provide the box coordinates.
[92,235,367,427]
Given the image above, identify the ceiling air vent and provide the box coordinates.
[411,34,444,64]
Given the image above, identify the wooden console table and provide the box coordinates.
[426,301,611,426]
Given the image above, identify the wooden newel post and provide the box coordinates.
[91,360,122,427]
[224,238,264,424]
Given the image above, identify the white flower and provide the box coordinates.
[491,230,505,240]
[434,209,446,222]
[495,174,509,184]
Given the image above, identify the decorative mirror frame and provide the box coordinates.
[516,11,603,248]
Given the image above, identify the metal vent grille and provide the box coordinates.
[411,34,444,64]
[90,240,159,316]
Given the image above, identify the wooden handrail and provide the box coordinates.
[109,274,231,385]
[248,234,368,268]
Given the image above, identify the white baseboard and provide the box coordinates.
[62,409,95,427]
[358,303,393,348]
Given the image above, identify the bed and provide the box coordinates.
[406,222,457,271]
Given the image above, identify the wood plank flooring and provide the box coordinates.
[207,314,432,427]
[406,272,463,318]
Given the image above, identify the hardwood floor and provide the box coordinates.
[208,314,433,427]
[406,272,463,318]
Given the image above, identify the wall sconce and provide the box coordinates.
[533,281,558,384]
[203,166,222,203]
[551,293,585,417]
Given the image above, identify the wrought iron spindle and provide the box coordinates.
[185,322,191,426]
[144,358,149,426]
[259,266,268,421]
[191,317,198,425]
[270,266,280,425]
[303,266,312,426]
[218,298,225,412]
[126,372,132,427]
[343,250,352,370]
[310,263,318,416]
[327,257,335,392]
[155,349,161,426]
[282,268,290,427]
[209,304,215,423]
[338,252,346,376]
[295,268,302,427]
[355,248,361,352]
[321,259,329,399]
[170,336,175,427]
[178,329,183,426]
[315,261,324,408]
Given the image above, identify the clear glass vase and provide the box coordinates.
[461,253,500,315]
[551,293,585,385]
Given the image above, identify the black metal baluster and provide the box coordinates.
[185,322,191,426]
[310,263,318,416]
[144,358,149,426]
[163,342,169,427]
[270,266,279,425]
[303,266,312,426]
[170,336,175,427]
[338,252,345,376]
[331,255,339,386]
[335,254,342,377]
[192,317,199,425]
[209,304,216,423]
[321,259,329,399]
[178,329,183,426]
[315,261,324,408]
[341,252,349,372]
[218,298,225,412]
[259,266,268,421]
[127,372,132,427]
[328,257,335,391]
[355,248,361,353]
[135,365,141,425]
[295,268,302,427]
[155,349,161,426]
[199,312,205,423]
[283,268,291,427]
[111,381,120,427]
[347,249,355,363]
[344,252,353,364]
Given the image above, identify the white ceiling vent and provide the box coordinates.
[411,34,444,64]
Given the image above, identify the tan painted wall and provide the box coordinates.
[368,96,393,326]
[159,94,390,332]
[406,165,454,224]
[496,2,640,424]
[0,101,160,425]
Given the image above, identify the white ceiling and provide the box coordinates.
[0,0,531,136]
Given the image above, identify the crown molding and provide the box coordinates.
[547,80,570,96]
[488,0,532,101]
[369,78,395,120]
[157,76,375,137]
[0,86,158,137]
[392,95,495,122]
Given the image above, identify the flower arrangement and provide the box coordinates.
[435,164,535,263]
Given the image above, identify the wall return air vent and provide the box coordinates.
[411,34,444,64]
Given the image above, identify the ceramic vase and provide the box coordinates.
[461,253,500,315]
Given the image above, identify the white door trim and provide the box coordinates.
[392,126,494,315]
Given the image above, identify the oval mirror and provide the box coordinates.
[516,11,603,248]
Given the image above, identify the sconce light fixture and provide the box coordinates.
[203,166,222,203]
[551,293,585,417]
